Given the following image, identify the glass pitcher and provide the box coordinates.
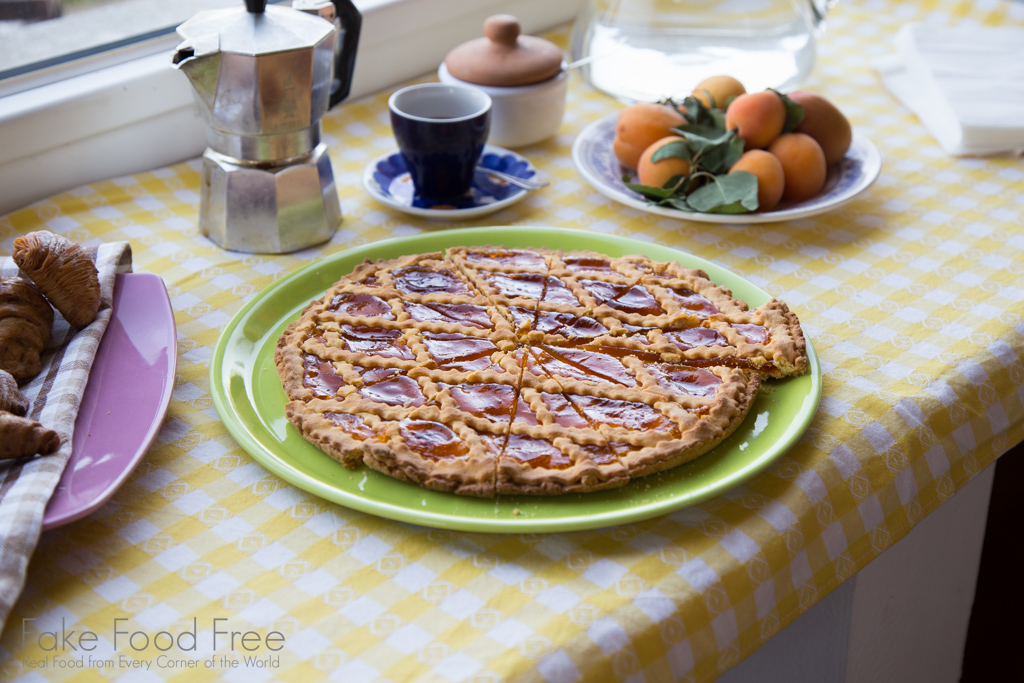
[570,0,837,103]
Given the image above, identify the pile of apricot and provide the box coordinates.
[613,75,852,212]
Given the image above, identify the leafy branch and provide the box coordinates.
[624,92,804,215]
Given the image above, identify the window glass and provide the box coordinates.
[0,0,247,78]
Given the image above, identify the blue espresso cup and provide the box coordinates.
[388,83,492,200]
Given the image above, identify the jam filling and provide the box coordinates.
[647,365,722,397]
[405,302,493,329]
[512,395,539,425]
[580,280,664,316]
[393,265,471,295]
[577,345,663,363]
[479,433,506,457]
[617,322,656,335]
[303,354,346,398]
[340,325,414,359]
[541,277,580,306]
[733,323,770,344]
[465,248,546,270]
[578,442,619,465]
[484,272,547,300]
[324,412,378,440]
[570,395,676,432]
[533,310,608,338]
[399,419,469,459]
[448,383,515,421]
[358,371,425,407]
[359,366,398,383]
[540,392,591,428]
[668,287,720,317]
[508,306,538,332]
[505,434,571,469]
[533,346,637,387]
[564,257,613,272]
[356,275,381,287]
[422,333,501,372]
[513,347,547,378]
[664,327,729,350]
[328,293,394,319]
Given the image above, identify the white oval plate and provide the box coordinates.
[572,113,882,223]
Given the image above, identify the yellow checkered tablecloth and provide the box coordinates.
[2,0,1024,680]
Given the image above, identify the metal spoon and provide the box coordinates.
[476,167,550,191]
[565,37,628,71]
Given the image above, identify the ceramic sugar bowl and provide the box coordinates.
[438,15,567,148]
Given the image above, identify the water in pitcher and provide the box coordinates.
[571,0,829,104]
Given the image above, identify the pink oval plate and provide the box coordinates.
[42,272,177,530]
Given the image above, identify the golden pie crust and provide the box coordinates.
[275,246,807,497]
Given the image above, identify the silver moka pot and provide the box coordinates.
[172,0,361,253]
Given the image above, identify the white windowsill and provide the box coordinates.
[0,0,585,216]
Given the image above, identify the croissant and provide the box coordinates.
[0,369,29,416]
[0,277,53,381]
[0,411,60,460]
[13,230,101,328]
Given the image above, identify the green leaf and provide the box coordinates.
[676,95,726,131]
[695,89,718,109]
[772,89,805,133]
[708,107,728,130]
[671,128,745,174]
[623,179,677,201]
[650,140,691,164]
[685,171,759,214]
[664,196,694,212]
[700,132,745,174]
[663,99,689,120]
[674,124,722,143]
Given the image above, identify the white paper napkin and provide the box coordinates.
[876,23,1024,157]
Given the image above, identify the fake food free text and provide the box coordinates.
[23,618,285,652]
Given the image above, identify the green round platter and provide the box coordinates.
[209,226,821,533]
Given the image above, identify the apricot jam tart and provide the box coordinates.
[275,247,807,496]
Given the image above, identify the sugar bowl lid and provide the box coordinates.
[444,15,563,87]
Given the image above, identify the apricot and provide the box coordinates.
[637,136,691,188]
[789,90,852,166]
[692,75,746,109]
[768,133,827,203]
[729,150,785,212]
[725,91,786,150]
[613,102,686,169]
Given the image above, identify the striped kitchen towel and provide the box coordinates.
[0,239,132,630]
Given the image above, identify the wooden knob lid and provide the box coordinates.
[445,15,563,87]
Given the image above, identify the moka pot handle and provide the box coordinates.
[327,0,362,108]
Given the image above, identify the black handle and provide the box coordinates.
[328,0,362,108]
[245,0,267,14]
